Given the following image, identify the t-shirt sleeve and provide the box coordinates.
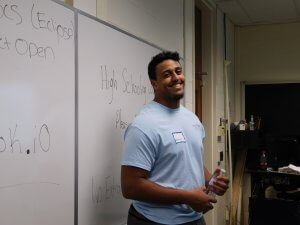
[121,125,156,171]
[200,122,205,140]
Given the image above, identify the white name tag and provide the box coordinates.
[172,132,186,143]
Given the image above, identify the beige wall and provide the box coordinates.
[96,0,184,56]
[199,3,216,224]
[235,22,300,225]
[198,0,235,223]
[235,22,300,120]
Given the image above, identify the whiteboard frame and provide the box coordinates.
[1,0,76,224]
[50,1,78,224]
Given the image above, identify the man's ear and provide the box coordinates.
[150,80,157,91]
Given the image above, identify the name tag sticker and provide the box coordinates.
[172,132,186,144]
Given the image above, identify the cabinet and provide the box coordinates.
[249,197,300,225]
[231,130,300,225]
[247,170,300,225]
[231,130,262,170]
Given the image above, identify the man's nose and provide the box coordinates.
[170,71,180,81]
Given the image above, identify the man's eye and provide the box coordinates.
[176,69,182,74]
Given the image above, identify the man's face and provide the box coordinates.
[151,59,185,104]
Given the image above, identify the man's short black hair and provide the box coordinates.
[148,51,180,80]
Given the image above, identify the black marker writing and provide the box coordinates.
[15,38,55,60]
[100,65,117,104]
[0,3,22,25]
[31,3,74,44]
[115,108,128,130]
[122,68,131,94]
[105,176,121,200]
[0,136,7,152]
[122,68,147,103]
[10,4,22,25]
[0,36,11,50]
[0,124,51,154]
[92,175,121,205]
[30,3,38,30]
[92,176,103,204]
[98,65,153,104]
[39,124,50,152]
[9,124,21,153]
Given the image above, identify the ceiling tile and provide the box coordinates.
[239,0,298,23]
[216,1,252,25]
[212,0,300,25]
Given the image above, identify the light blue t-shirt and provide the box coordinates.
[122,101,206,225]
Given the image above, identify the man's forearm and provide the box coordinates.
[123,176,192,205]
[121,166,217,212]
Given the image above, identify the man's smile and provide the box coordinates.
[169,82,184,89]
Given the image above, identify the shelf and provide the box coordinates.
[231,130,261,150]
[245,169,300,178]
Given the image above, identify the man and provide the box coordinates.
[121,51,229,225]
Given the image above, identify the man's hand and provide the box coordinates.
[187,187,217,213]
[208,169,229,196]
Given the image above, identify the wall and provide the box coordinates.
[65,0,234,225]
[235,22,300,225]
[235,22,300,120]
[199,3,216,224]
[196,0,235,224]
[184,0,196,111]
[74,0,97,16]
[96,0,184,56]
[214,9,235,225]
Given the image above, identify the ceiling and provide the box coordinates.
[211,0,300,26]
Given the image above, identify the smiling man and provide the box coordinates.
[121,51,229,225]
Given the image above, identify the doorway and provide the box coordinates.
[195,6,203,121]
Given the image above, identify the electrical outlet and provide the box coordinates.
[219,150,224,161]
[218,125,225,136]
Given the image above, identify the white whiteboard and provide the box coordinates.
[0,1,75,225]
[78,14,160,225]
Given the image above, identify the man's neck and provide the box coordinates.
[153,98,180,109]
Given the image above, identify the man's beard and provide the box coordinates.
[167,92,184,101]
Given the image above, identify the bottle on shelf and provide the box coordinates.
[260,150,268,170]
[249,115,255,131]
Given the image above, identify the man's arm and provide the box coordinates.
[121,165,216,213]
